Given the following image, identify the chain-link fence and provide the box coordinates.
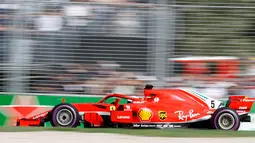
[0,1,254,99]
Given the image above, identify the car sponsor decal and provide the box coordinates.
[110,106,116,111]
[138,108,153,121]
[32,112,48,119]
[154,97,160,102]
[239,106,247,110]
[158,111,167,120]
[133,124,182,128]
[117,116,131,119]
[124,105,132,111]
[242,98,254,102]
[174,109,200,121]
[133,101,145,104]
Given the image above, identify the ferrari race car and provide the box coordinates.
[16,84,255,131]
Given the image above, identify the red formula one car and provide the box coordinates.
[16,85,255,131]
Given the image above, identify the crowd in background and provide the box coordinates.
[28,59,255,99]
[0,0,154,93]
[0,1,254,99]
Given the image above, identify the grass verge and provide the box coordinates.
[0,127,255,137]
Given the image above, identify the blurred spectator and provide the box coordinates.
[87,1,117,35]
[90,0,127,3]
[0,6,12,64]
[226,85,243,96]
[63,0,92,27]
[246,61,255,76]
[33,5,63,63]
[0,5,14,92]
[35,6,63,32]
[113,10,142,36]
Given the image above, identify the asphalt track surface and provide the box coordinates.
[1,131,255,143]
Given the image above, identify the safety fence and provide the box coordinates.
[0,1,254,99]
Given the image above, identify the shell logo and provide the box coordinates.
[138,108,153,121]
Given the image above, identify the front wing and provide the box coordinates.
[16,110,51,127]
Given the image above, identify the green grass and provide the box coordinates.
[0,127,255,137]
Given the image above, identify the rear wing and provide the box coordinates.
[226,95,255,114]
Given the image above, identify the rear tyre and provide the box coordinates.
[50,103,80,128]
[211,107,240,131]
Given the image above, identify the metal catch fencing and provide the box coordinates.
[0,1,254,99]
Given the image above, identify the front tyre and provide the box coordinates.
[211,107,240,131]
[50,103,80,128]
